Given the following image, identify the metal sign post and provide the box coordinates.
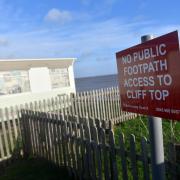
[141,35,165,180]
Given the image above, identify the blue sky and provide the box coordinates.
[0,0,180,77]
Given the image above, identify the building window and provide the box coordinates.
[49,68,70,89]
[0,70,30,95]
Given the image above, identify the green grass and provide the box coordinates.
[113,116,180,179]
[114,116,180,154]
[0,158,72,180]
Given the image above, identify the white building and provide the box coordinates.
[0,58,76,108]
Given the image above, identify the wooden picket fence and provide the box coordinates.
[0,87,136,166]
[21,110,151,180]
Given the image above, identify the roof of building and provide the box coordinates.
[0,58,76,71]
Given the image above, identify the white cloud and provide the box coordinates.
[0,38,9,47]
[80,0,91,5]
[80,0,117,6]
[44,8,72,24]
[105,0,117,5]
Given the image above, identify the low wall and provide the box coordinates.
[0,87,75,109]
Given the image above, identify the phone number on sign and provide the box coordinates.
[155,108,180,114]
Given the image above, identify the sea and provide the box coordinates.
[75,74,118,92]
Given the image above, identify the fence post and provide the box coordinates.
[141,35,165,180]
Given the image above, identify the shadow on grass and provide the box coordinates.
[0,158,72,180]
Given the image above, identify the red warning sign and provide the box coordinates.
[116,31,180,120]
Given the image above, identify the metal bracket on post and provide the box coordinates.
[141,35,165,180]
